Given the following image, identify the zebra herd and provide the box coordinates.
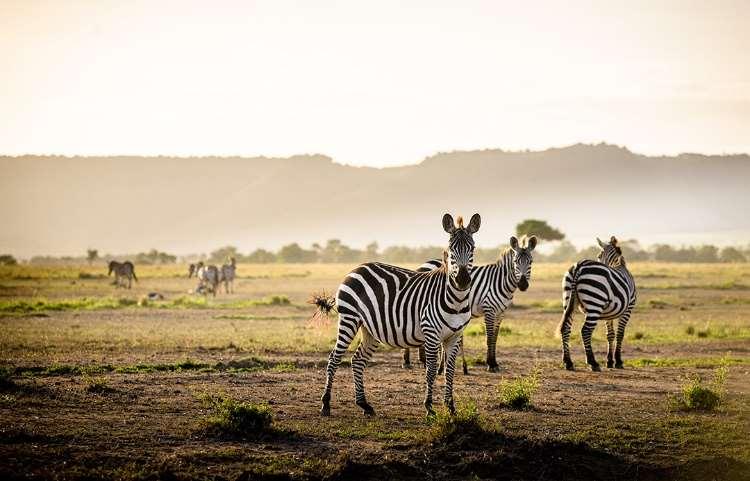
[311,213,637,416]
[106,257,237,296]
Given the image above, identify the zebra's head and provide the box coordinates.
[107,260,116,276]
[188,261,204,278]
[442,213,481,290]
[597,236,624,266]
[508,235,537,291]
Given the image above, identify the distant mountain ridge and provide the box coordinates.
[1,144,748,257]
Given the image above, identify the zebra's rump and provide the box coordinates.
[564,260,635,319]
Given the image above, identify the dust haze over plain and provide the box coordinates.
[1,1,749,256]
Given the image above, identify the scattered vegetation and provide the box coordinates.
[632,331,646,340]
[496,367,541,410]
[670,362,729,411]
[626,357,748,368]
[197,391,273,436]
[426,400,484,443]
[82,374,113,394]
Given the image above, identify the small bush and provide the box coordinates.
[427,400,482,442]
[263,295,290,306]
[83,375,112,394]
[670,363,728,411]
[497,368,540,410]
[685,325,695,336]
[696,329,710,338]
[198,392,273,436]
[632,332,645,340]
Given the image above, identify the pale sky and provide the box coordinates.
[1,0,748,167]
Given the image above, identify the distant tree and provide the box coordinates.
[515,219,564,242]
[577,245,601,261]
[209,245,239,264]
[0,254,17,266]
[619,239,650,261]
[693,245,719,263]
[277,243,317,263]
[545,241,579,262]
[653,244,678,262]
[247,248,276,263]
[86,249,99,265]
[135,249,177,265]
[363,242,379,262]
[719,247,746,263]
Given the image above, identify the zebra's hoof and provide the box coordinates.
[320,405,331,417]
[401,363,412,369]
[606,361,614,369]
[615,362,624,369]
[446,403,456,416]
[487,364,500,373]
[463,366,469,375]
[564,361,575,371]
[357,401,376,416]
[589,363,601,372]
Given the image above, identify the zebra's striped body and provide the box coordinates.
[189,262,221,297]
[404,235,537,372]
[559,236,637,371]
[220,257,236,294]
[316,213,481,416]
[108,261,138,289]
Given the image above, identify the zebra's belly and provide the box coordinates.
[360,315,425,348]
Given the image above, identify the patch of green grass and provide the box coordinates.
[496,367,540,410]
[214,314,300,321]
[0,297,138,313]
[669,363,728,411]
[626,357,749,368]
[647,299,670,309]
[427,399,484,442]
[0,393,16,405]
[197,391,273,436]
[82,374,113,394]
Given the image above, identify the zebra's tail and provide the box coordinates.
[307,291,337,327]
[556,263,578,339]
[132,268,138,283]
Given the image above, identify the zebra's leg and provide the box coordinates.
[437,343,446,375]
[581,313,601,372]
[402,348,411,369]
[614,309,633,369]
[418,345,426,365]
[605,319,616,368]
[560,303,575,371]
[320,314,360,416]
[351,329,379,416]
[484,311,500,372]
[460,336,468,375]
[443,333,462,415]
[423,330,441,416]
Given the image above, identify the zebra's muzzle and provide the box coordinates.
[518,276,529,291]
[456,266,471,290]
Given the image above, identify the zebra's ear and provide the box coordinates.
[509,236,520,251]
[526,235,538,251]
[610,236,618,246]
[597,237,607,248]
[442,213,455,234]
[467,213,481,234]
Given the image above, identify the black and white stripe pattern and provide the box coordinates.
[107,260,138,289]
[220,257,236,294]
[404,235,537,373]
[315,213,481,416]
[189,261,221,297]
[558,236,637,371]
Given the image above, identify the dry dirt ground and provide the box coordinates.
[1,264,749,480]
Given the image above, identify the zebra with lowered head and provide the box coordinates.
[403,234,537,373]
[189,261,221,297]
[108,260,138,289]
[311,213,481,416]
[558,236,637,371]
[219,257,236,294]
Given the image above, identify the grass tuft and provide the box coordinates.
[670,362,728,411]
[496,367,540,410]
[197,392,273,436]
[83,374,113,394]
[685,325,696,336]
[427,400,483,442]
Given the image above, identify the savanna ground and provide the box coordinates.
[1,262,749,480]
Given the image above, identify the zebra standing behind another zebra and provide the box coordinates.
[558,236,637,371]
[311,213,481,417]
[107,260,138,289]
[403,234,537,373]
[188,261,221,297]
[219,257,236,294]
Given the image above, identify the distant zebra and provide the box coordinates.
[188,261,221,297]
[403,235,537,373]
[108,261,138,289]
[219,257,236,294]
[312,213,481,416]
[558,236,637,371]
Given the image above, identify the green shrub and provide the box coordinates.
[198,392,273,435]
[632,332,645,340]
[696,329,710,338]
[685,325,696,336]
[83,375,112,394]
[427,400,482,442]
[497,368,540,410]
[670,363,728,411]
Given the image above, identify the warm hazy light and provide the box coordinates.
[1,0,749,167]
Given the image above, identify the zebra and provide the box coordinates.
[403,235,537,373]
[311,213,481,417]
[558,236,637,371]
[219,257,236,294]
[107,260,138,289]
[188,261,221,297]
